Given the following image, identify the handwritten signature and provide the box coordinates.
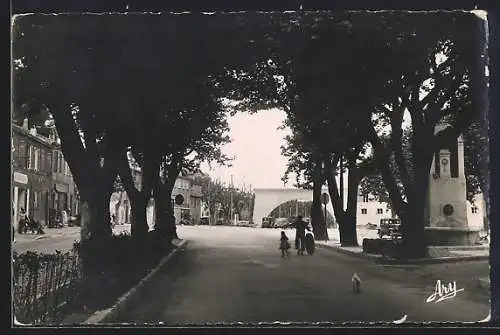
[426,280,464,303]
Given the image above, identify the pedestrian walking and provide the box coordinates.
[172,215,179,239]
[18,207,26,234]
[293,215,311,255]
[279,231,291,258]
[61,209,68,227]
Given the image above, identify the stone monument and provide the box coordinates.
[424,122,480,245]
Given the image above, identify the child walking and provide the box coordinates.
[279,231,291,258]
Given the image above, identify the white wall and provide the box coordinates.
[466,193,486,230]
[356,196,393,227]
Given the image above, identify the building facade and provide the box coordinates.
[109,172,203,227]
[355,191,486,230]
[51,147,79,218]
[172,175,203,225]
[12,122,79,230]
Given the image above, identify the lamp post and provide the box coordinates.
[230,175,234,224]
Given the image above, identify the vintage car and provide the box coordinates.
[262,217,276,228]
[378,218,402,239]
[274,218,290,229]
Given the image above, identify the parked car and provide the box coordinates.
[200,216,210,225]
[68,214,81,227]
[274,218,290,229]
[378,218,402,239]
[262,217,276,228]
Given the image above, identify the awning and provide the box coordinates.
[13,172,28,185]
[55,183,69,193]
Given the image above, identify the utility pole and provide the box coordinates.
[230,174,234,225]
[339,155,344,211]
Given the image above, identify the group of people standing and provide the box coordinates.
[15,207,45,235]
[279,215,312,258]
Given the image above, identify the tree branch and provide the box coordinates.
[367,125,408,216]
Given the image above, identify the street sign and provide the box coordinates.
[321,192,330,205]
[174,194,184,205]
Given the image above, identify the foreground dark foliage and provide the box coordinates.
[73,231,174,309]
[13,231,174,324]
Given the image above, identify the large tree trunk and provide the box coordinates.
[326,154,361,246]
[130,193,148,238]
[311,174,328,241]
[152,177,179,240]
[87,195,112,238]
[399,149,432,259]
[152,181,168,235]
[340,163,360,247]
[76,167,116,243]
[325,156,344,241]
[51,104,116,242]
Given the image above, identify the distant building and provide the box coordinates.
[109,170,203,227]
[356,191,486,230]
[172,175,203,225]
[109,165,155,229]
[12,120,79,230]
[356,193,394,227]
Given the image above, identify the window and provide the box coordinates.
[53,151,58,172]
[472,207,478,214]
[27,145,33,169]
[361,208,367,215]
[41,149,46,172]
[47,152,53,172]
[34,148,40,171]
[377,208,383,214]
[59,152,64,173]
[33,191,39,208]
[363,195,369,202]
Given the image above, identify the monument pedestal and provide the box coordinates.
[425,127,478,246]
[424,227,480,246]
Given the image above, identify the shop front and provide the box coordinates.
[13,171,28,231]
[54,183,69,210]
[28,172,52,226]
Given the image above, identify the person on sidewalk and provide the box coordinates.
[294,215,311,256]
[61,209,68,227]
[172,215,179,240]
[18,207,27,234]
[279,231,291,258]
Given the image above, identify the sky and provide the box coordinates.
[198,107,411,192]
[199,109,295,190]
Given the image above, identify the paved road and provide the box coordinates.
[115,226,490,325]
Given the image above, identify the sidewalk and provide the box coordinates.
[14,226,80,244]
[315,239,489,265]
[14,224,131,244]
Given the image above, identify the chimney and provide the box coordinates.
[22,118,29,130]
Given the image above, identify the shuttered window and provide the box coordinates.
[27,145,33,169]
[40,149,46,172]
[34,148,40,171]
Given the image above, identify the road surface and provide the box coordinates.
[114,226,490,325]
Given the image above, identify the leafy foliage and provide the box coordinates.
[193,172,255,222]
